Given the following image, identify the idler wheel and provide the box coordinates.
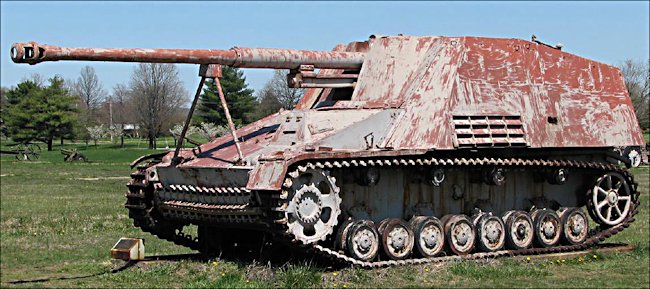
[377,218,414,260]
[587,172,633,227]
[502,210,534,250]
[531,209,562,248]
[473,213,506,252]
[345,220,380,261]
[442,214,476,255]
[558,208,589,245]
[410,216,445,257]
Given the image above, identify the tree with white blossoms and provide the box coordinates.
[169,123,199,147]
[198,122,228,141]
[86,124,106,147]
[106,126,124,144]
[169,122,228,147]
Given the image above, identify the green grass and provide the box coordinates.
[1,146,648,288]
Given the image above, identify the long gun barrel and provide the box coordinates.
[10,41,365,69]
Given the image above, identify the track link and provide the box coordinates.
[125,164,201,251]
[277,156,639,268]
[125,163,262,251]
[125,156,639,267]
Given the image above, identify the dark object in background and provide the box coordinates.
[61,149,87,162]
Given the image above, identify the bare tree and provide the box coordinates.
[111,83,133,147]
[270,70,304,109]
[21,73,45,87]
[619,59,650,130]
[254,83,283,119]
[254,70,305,119]
[128,63,187,149]
[72,66,106,121]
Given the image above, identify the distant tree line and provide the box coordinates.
[0,65,304,150]
[2,76,77,151]
[620,59,649,130]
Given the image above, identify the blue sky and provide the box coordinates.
[1,1,649,100]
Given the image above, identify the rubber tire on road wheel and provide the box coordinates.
[474,213,506,252]
[443,214,476,255]
[345,220,380,262]
[378,218,414,260]
[502,210,534,250]
[559,208,589,245]
[531,209,562,248]
[410,216,445,257]
[335,219,355,251]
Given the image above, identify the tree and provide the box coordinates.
[197,122,227,141]
[21,73,45,87]
[253,70,304,120]
[71,66,106,123]
[86,124,105,146]
[169,123,199,147]
[254,81,283,120]
[110,84,132,147]
[128,63,187,149]
[0,86,8,138]
[196,66,256,126]
[106,126,123,145]
[270,70,304,110]
[4,76,79,151]
[619,59,650,130]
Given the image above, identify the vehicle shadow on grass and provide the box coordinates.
[197,240,342,270]
[6,260,140,285]
[6,242,334,285]
[5,254,206,285]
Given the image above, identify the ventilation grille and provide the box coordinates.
[452,115,527,147]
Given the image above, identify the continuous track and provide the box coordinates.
[125,156,639,267]
[125,164,202,251]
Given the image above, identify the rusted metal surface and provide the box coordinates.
[11,36,645,172]
[283,156,639,267]
[214,77,244,162]
[140,35,645,192]
[126,153,640,266]
[12,35,645,266]
[350,36,644,150]
[10,42,364,69]
[173,66,209,161]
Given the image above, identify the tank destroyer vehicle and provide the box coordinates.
[11,35,644,267]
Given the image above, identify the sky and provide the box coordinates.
[1,1,649,102]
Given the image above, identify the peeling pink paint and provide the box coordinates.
[11,35,645,191]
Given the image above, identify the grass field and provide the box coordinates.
[1,143,648,288]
